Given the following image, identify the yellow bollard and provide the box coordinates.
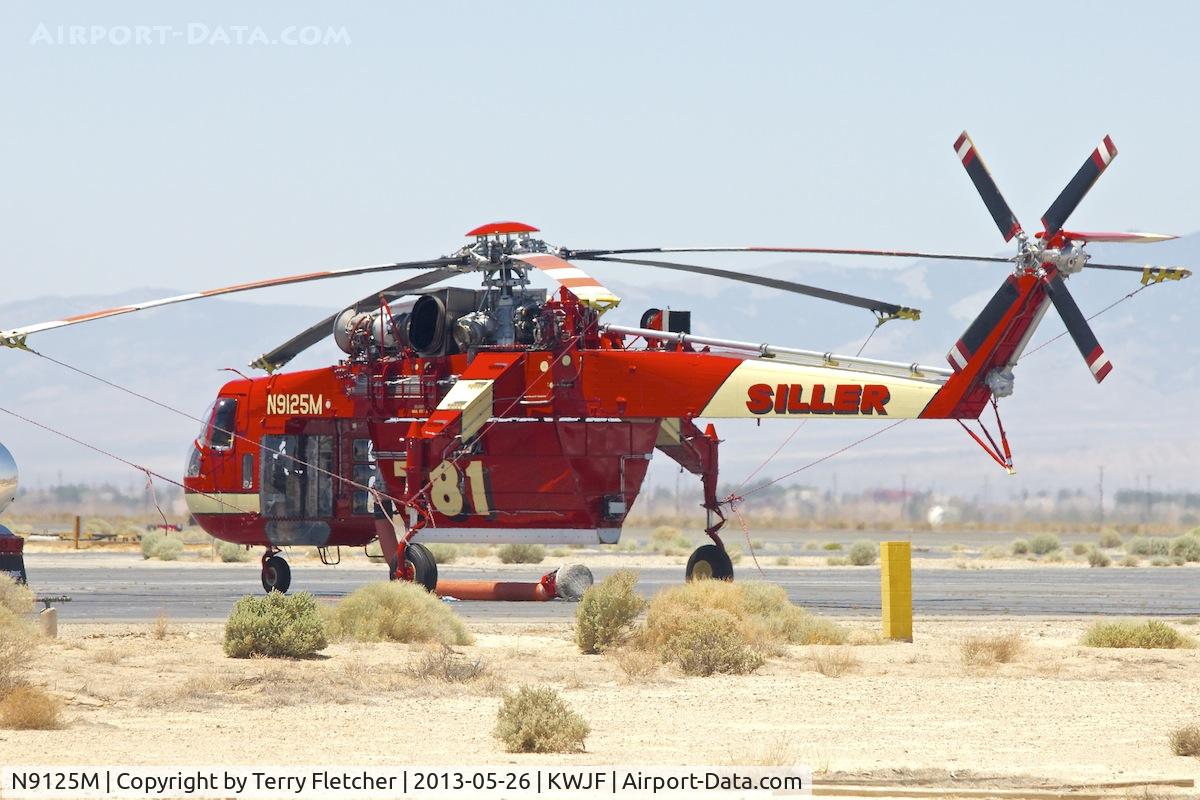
[880,541,912,642]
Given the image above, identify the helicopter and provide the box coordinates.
[0,131,1190,594]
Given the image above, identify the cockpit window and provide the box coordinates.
[208,398,238,450]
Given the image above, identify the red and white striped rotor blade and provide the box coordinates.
[1054,230,1177,244]
[514,254,621,312]
[1041,136,1119,239]
[953,131,1024,242]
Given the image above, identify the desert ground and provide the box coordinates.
[3,613,1199,796]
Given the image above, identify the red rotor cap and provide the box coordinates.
[465,221,539,237]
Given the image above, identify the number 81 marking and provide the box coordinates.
[430,460,492,517]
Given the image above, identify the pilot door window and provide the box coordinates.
[351,439,378,515]
[207,398,238,450]
[259,435,334,518]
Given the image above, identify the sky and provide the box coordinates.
[1,1,1197,499]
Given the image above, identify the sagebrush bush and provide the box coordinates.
[640,580,843,676]
[224,592,328,658]
[1098,530,1123,549]
[217,541,251,562]
[498,543,545,564]
[0,574,33,616]
[1087,547,1112,568]
[1119,555,1140,567]
[961,632,1023,666]
[659,608,764,676]
[155,537,183,561]
[1170,534,1200,563]
[1071,542,1090,556]
[575,570,645,654]
[324,582,472,645]
[0,608,36,696]
[425,543,459,564]
[983,546,1007,559]
[609,646,659,681]
[649,526,690,555]
[494,687,589,753]
[822,542,843,551]
[1170,724,1200,757]
[0,685,62,730]
[140,531,164,559]
[1029,534,1061,556]
[1011,539,1030,555]
[774,556,792,566]
[826,556,849,566]
[848,540,877,566]
[1081,620,1194,650]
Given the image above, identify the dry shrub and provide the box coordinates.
[0,685,62,730]
[660,608,764,676]
[735,735,798,766]
[1088,546,1112,568]
[811,647,859,677]
[982,546,1007,559]
[822,542,843,551]
[1169,724,1200,756]
[649,526,690,555]
[1098,530,1123,549]
[608,646,659,681]
[152,612,169,640]
[1072,542,1090,556]
[575,570,645,654]
[960,632,1023,666]
[774,556,792,566]
[848,540,877,566]
[494,686,589,753]
[1082,620,1194,650]
[0,574,34,616]
[1010,538,1030,555]
[224,592,328,658]
[217,541,251,562]
[324,582,472,646]
[406,645,485,683]
[640,581,842,676]
[498,543,545,564]
[0,609,36,696]
[425,543,459,564]
[1171,534,1200,563]
[92,647,124,665]
[1119,555,1141,567]
[1029,533,1061,555]
[826,556,849,566]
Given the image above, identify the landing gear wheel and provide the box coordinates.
[261,555,291,594]
[402,542,438,592]
[686,544,734,582]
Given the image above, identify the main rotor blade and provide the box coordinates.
[568,245,1015,265]
[0,257,465,345]
[953,131,1024,242]
[580,255,919,319]
[1041,135,1118,240]
[249,267,460,372]
[1043,273,1112,383]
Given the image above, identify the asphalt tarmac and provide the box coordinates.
[20,552,1198,623]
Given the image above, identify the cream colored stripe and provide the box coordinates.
[185,492,261,515]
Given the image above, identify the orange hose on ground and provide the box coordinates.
[435,579,552,602]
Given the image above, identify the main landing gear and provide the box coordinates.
[390,541,438,592]
[686,542,734,581]
[261,548,291,593]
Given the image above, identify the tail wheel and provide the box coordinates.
[261,555,291,594]
[403,542,438,592]
[686,544,734,582]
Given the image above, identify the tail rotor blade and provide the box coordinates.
[1043,273,1112,383]
[1041,136,1118,239]
[954,131,1024,242]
